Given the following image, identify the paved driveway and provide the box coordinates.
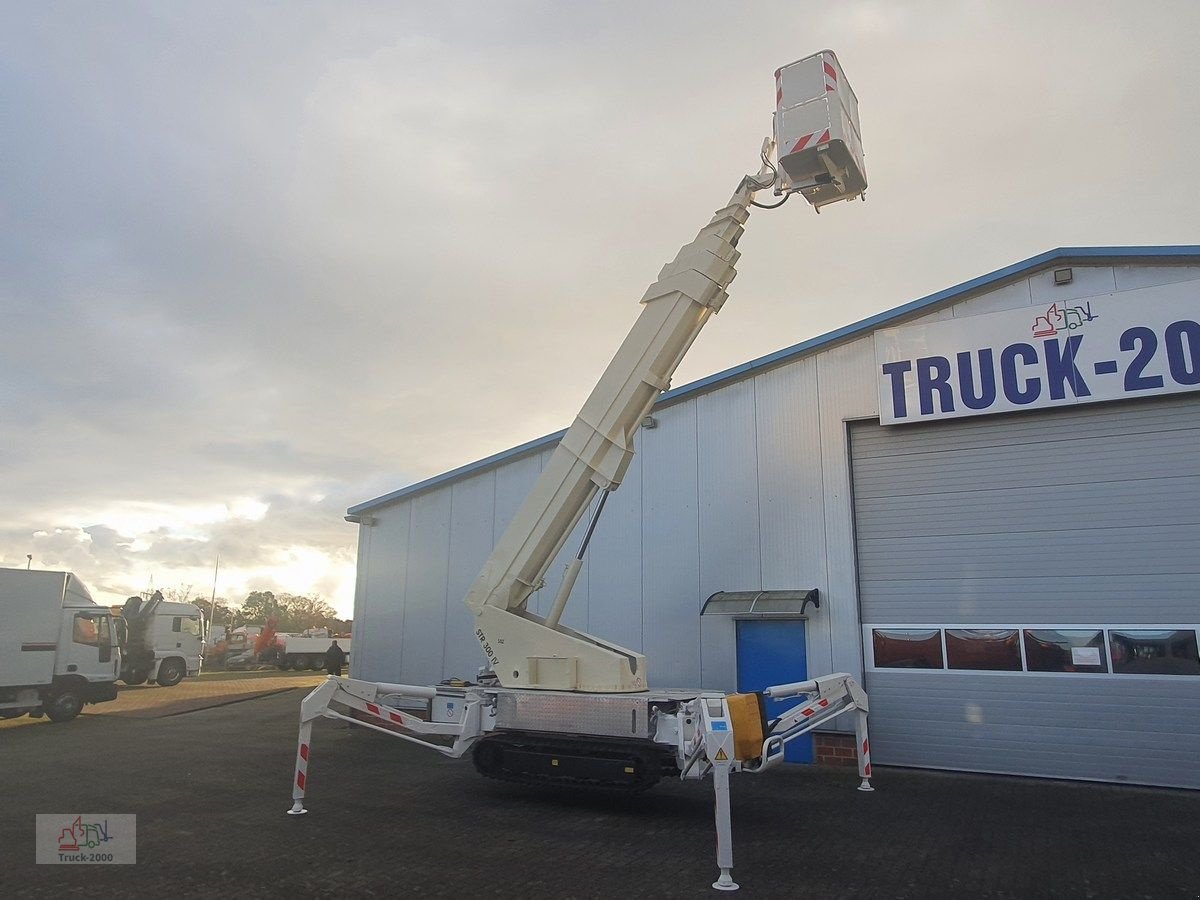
[0,670,324,729]
[2,686,1197,898]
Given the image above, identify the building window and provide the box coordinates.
[867,624,1200,678]
[945,629,1022,671]
[1023,629,1108,673]
[1109,630,1200,676]
[872,629,944,669]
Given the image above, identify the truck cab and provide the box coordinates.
[0,568,122,722]
[116,596,205,687]
[147,601,204,685]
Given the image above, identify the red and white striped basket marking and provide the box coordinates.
[823,57,838,93]
[790,128,831,155]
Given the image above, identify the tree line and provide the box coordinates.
[161,587,351,635]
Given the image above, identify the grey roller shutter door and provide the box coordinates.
[850,394,1200,788]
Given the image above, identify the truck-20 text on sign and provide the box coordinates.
[874,280,1200,425]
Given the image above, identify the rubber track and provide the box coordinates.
[472,734,666,794]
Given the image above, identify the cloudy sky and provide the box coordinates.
[3,1,1197,617]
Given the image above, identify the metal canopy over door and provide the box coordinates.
[735,619,812,763]
[849,394,1200,789]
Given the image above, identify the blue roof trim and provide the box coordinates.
[347,429,566,515]
[349,245,1200,514]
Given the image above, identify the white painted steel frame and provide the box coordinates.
[288,673,873,892]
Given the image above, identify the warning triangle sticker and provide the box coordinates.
[714,748,728,761]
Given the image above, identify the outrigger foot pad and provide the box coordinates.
[857,778,874,792]
[287,802,308,815]
[713,868,739,891]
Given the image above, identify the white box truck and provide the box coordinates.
[116,593,204,686]
[0,568,121,722]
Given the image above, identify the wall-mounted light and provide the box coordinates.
[344,514,377,526]
[641,416,658,429]
[1053,267,1073,285]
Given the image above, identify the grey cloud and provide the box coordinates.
[2,1,1198,614]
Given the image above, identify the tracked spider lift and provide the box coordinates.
[290,51,873,892]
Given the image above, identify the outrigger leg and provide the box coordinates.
[855,708,874,792]
[711,758,739,891]
[288,719,312,815]
[287,677,338,815]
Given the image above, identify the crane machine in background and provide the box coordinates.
[290,51,874,892]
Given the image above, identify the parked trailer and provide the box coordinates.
[278,634,351,671]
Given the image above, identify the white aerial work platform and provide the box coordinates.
[290,50,873,893]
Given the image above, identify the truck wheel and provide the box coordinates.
[156,659,185,687]
[307,656,321,671]
[45,689,84,723]
[124,669,149,686]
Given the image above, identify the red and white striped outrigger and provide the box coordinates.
[288,672,873,892]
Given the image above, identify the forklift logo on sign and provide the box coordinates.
[36,814,136,864]
[1031,301,1099,337]
[58,815,111,851]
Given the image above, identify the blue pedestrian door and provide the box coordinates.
[735,619,812,763]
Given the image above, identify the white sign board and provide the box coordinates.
[874,281,1200,425]
[1071,646,1102,667]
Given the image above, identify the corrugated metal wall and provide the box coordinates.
[351,357,862,693]
[350,263,1200,781]
[851,395,1200,788]
[852,397,1200,624]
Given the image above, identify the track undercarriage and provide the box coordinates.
[472,732,676,792]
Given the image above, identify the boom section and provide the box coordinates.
[462,184,757,692]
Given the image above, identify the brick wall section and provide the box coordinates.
[815,732,858,767]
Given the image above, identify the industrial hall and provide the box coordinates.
[346,246,1200,790]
